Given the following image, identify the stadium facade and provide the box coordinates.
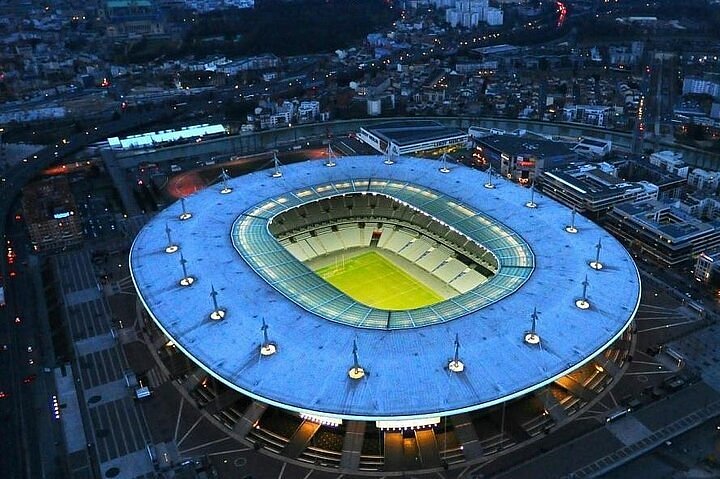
[131,156,640,474]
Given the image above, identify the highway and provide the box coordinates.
[0,108,173,479]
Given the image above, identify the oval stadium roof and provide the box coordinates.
[130,156,641,421]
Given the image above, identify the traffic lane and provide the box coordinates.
[0,221,47,478]
[164,148,329,199]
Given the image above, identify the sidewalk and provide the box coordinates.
[485,382,720,479]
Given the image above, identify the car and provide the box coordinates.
[26,346,32,353]
[22,374,37,384]
[14,316,21,324]
[0,391,7,399]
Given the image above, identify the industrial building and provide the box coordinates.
[356,120,468,156]
[473,134,577,184]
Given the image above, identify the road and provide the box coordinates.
[0,108,174,479]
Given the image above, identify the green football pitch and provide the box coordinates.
[315,251,444,310]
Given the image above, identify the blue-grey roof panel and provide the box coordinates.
[130,156,640,420]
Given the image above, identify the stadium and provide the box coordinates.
[130,155,640,474]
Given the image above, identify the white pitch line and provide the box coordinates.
[179,436,231,454]
[173,397,185,443]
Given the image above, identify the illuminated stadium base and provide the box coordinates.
[131,156,640,474]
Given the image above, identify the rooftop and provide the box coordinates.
[362,120,467,147]
[477,134,576,159]
[614,200,718,241]
[130,156,640,421]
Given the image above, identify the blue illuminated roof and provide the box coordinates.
[130,156,640,420]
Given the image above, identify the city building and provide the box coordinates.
[606,200,720,266]
[618,158,686,200]
[357,120,468,155]
[107,124,227,150]
[473,134,577,184]
[683,75,720,100]
[649,151,689,178]
[688,168,720,192]
[572,137,613,158]
[21,177,83,252]
[103,0,165,39]
[536,162,658,219]
[562,105,614,127]
[694,250,720,284]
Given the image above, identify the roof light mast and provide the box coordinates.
[165,223,178,253]
[439,152,451,174]
[179,252,194,286]
[219,169,232,194]
[179,197,192,220]
[524,307,540,345]
[325,144,337,167]
[348,339,365,379]
[484,166,495,189]
[448,333,465,372]
[576,275,590,309]
[272,151,283,178]
[260,318,277,356]
[590,238,603,270]
[565,207,578,233]
[209,284,225,320]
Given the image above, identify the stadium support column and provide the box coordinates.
[383,431,404,470]
[340,420,366,470]
[180,367,207,392]
[554,376,594,402]
[534,389,568,424]
[450,413,483,460]
[233,401,268,437]
[203,390,244,415]
[594,354,621,378]
[282,419,322,459]
[415,429,441,468]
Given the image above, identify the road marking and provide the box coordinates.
[637,319,702,333]
[277,462,287,479]
[173,397,184,443]
[177,415,203,446]
[608,390,618,408]
[302,469,314,479]
[179,436,231,454]
[206,447,252,456]
[630,360,663,366]
[625,370,675,376]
